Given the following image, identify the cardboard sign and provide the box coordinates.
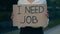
[13,4,48,28]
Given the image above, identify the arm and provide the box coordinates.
[43,0,49,18]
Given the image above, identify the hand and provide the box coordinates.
[45,11,49,18]
[11,13,14,20]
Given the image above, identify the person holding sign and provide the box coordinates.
[11,0,49,34]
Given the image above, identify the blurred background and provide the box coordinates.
[0,0,60,34]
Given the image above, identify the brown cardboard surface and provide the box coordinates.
[13,4,48,28]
